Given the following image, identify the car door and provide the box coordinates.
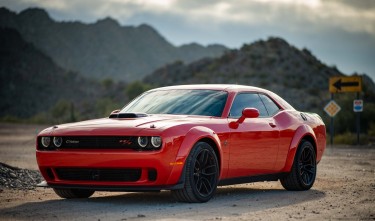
[227,92,280,178]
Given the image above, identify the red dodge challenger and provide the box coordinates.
[36,84,326,203]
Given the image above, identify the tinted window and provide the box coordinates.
[121,89,228,117]
[229,93,268,118]
[259,94,280,116]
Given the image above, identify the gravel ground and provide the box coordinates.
[0,123,374,220]
[0,163,42,190]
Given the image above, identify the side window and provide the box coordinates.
[229,93,268,118]
[259,94,281,116]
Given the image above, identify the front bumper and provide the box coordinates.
[36,149,186,190]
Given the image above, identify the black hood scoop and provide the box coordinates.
[109,113,148,119]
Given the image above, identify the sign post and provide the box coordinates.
[353,96,363,144]
[328,76,362,145]
[324,99,341,146]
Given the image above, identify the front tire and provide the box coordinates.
[53,188,95,199]
[280,140,317,190]
[172,142,219,203]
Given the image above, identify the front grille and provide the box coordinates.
[55,168,142,182]
[38,136,138,150]
[38,136,162,151]
[62,136,138,149]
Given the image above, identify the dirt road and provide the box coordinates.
[0,123,374,220]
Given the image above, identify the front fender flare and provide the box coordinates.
[166,126,223,185]
[281,124,317,172]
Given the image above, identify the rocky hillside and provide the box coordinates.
[144,37,375,113]
[0,7,227,82]
[0,28,127,120]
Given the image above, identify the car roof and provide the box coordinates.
[151,84,269,93]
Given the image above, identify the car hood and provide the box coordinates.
[39,115,214,136]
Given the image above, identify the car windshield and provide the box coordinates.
[121,89,228,117]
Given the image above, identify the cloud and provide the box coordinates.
[1,0,374,79]
[4,0,374,36]
[328,0,375,10]
[163,0,375,36]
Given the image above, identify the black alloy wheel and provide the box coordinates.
[299,145,316,186]
[172,142,219,203]
[193,147,218,197]
[280,140,317,191]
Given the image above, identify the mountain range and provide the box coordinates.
[0,27,103,119]
[0,6,374,138]
[0,7,227,82]
[144,37,375,113]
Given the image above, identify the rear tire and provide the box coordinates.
[280,140,317,190]
[172,142,219,203]
[53,188,95,199]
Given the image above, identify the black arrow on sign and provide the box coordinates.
[333,79,359,90]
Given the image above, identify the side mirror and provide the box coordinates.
[242,108,260,119]
[229,108,259,129]
[109,109,120,118]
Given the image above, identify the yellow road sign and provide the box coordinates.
[324,100,341,117]
[329,76,362,93]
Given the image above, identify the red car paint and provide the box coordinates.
[36,85,326,191]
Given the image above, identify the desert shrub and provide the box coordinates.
[125,81,153,100]
[333,132,369,145]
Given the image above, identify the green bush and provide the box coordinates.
[333,132,370,145]
[95,98,121,117]
[125,81,153,100]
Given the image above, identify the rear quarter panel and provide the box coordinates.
[273,110,326,172]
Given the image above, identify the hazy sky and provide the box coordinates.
[2,0,375,81]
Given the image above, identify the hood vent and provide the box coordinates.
[109,113,148,119]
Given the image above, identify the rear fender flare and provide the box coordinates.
[282,125,317,172]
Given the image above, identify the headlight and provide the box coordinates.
[53,137,63,147]
[41,137,51,148]
[151,136,162,148]
[138,136,148,148]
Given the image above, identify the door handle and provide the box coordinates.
[269,123,276,128]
